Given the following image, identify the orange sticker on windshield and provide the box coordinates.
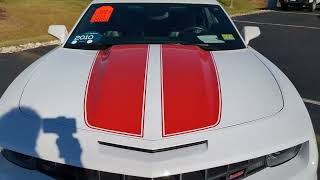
[90,6,114,23]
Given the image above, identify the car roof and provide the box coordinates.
[91,0,220,5]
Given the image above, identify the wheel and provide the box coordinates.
[281,3,289,10]
[309,0,317,12]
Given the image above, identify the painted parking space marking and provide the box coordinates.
[271,10,320,16]
[303,98,320,106]
[233,20,320,30]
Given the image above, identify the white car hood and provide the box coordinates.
[19,45,283,140]
[3,45,313,178]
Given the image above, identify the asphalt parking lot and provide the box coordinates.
[234,10,320,175]
[233,10,320,136]
[0,9,319,176]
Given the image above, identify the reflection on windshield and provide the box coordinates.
[64,3,245,51]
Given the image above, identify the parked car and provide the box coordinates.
[280,0,320,11]
[0,0,318,179]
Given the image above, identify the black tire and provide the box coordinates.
[281,3,289,10]
[309,0,317,12]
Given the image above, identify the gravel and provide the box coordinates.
[0,40,60,54]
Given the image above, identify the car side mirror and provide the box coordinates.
[242,26,261,45]
[48,25,68,44]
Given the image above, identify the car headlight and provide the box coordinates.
[266,144,302,167]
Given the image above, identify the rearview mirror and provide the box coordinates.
[242,26,261,45]
[48,25,68,44]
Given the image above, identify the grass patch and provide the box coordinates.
[0,0,91,47]
[219,0,267,15]
[0,0,266,47]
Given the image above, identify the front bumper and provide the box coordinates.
[0,139,318,180]
[246,140,318,180]
[0,150,53,180]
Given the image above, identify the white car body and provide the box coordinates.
[0,0,318,180]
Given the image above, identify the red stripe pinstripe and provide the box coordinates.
[161,45,221,137]
[84,45,149,137]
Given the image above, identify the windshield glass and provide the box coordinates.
[64,3,246,51]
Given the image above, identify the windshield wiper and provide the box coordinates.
[168,41,217,51]
[194,43,217,51]
[65,41,217,51]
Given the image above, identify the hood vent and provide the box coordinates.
[97,140,207,153]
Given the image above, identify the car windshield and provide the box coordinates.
[64,3,246,51]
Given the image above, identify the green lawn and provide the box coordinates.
[219,0,267,15]
[0,0,266,47]
[0,0,92,47]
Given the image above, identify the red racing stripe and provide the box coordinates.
[85,45,149,137]
[161,45,221,137]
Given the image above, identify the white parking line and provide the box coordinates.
[271,10,320,16]
[303,98,320,106]
[233,20,320,30]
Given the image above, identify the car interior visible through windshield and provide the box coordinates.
[64,3,246,51]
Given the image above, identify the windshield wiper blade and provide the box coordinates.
[195,43,216,51]
[173,41,216,51]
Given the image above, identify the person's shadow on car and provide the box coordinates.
[0,107,83,180]
[43,116,82,167]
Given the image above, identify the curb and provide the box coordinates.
[0,40,60,54]
[231,10,272,17]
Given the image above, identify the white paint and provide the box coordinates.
[234,20,320,30]
[0,0,317,178]
[303,98,320,106]
[272,10,320,16]
[143,45,163,140]
[213,49,283,128]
